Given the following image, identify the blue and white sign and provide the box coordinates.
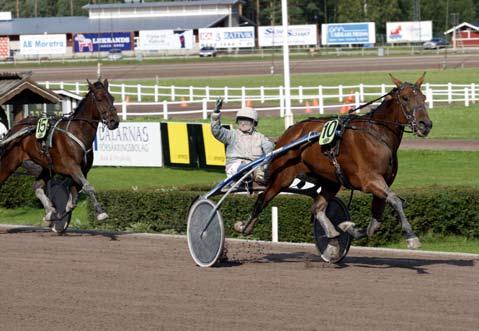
[20,34,66,55]
[321,23,375,45]
[74,32,132,53]
[93,122,163,167]
[199,27,255,48]
[258,25,317,47]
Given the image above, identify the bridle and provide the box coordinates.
[88,85,116,126]
[393,82,424,135]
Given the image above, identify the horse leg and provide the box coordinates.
[33,178,57,225]
[311,186,350,262]
[65,183,80,214]
[234,166,299,235]
[71,171,108,221]
[367,196,386,238]
[386,191,421,249]
[365,180,420,249]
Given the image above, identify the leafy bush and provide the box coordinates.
[2,175,477,245]
[0,172,41,208]
[86,186,479,246]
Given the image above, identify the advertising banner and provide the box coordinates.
[258,25,317,47]
[321,23,375,45]
[74,32,132,53]
[200,124,226,167]
[199,27,255,48]
[0,37,9,58]
[386,21,432,43]
[20,34,66,55]
[138,29,194,50]
[93,122,163,167]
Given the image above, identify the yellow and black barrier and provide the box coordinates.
[161,122,228,169]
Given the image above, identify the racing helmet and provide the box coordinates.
[235,107,258,125]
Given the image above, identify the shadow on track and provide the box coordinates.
[252,252,476,275]
[1,226,119,241]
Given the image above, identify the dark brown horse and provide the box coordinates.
[0,79,119,223]
[234,73,432,262]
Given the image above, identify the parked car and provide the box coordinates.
[199,46,217,57]
[107,48,122,61]
[423,38,448,49]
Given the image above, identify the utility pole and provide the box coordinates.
[413,0,421,48]
[323,0,327,23]
[16,0,19,17]
[256,0,260,26]
[443,0,449,69]
[281,0,293,128]
[71,0,74,16]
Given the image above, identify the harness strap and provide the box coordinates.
[0,126,35,147]
[324,149,353,189]
[54,127,92,165]
[47,118,63,148]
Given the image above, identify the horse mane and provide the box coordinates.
[69,80,106,118]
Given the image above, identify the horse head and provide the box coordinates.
[389,73,432,137]
[86,78,120,130]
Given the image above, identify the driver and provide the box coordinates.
[210,100,274,184]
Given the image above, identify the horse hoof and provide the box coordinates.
[406,237,421,250]
[234,221,245,233]
[367,218,382,238]
[41,218,53,227]
[337,221,354,232]
[43,210,56,222]
[321,238,341,263]
[337,221,366,239]
[96,213,109,222]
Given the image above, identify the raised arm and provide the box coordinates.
[210,98,233,144]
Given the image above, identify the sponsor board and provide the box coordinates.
[321,23,375,45]
[20,34,66,55]
[74,32,132,52]
[93,122,163,167]
[387,21,432,43]
[199,27,255,48]
[138,29,194,50]
[258,25,317,47]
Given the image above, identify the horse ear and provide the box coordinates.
[389,73,402,87]
[103,78,109,90]
[415,72,426,87]
[86,79,94,90]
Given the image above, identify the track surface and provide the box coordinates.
[1,228,478,331]
[4,54,479,81]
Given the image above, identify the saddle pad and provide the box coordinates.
[319,119,339,145]
[35,117,49,139]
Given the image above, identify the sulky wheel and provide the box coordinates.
[187,197,225,267]
[47,177,73,234]
[313,197,352,264]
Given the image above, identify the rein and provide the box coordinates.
[344,83,422,137]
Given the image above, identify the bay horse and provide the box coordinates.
[0,79,119,223]
[234,73,433,262]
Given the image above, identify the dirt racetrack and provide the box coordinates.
[1,226,478,331]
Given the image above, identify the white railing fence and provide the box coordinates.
[39,81,478,121]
